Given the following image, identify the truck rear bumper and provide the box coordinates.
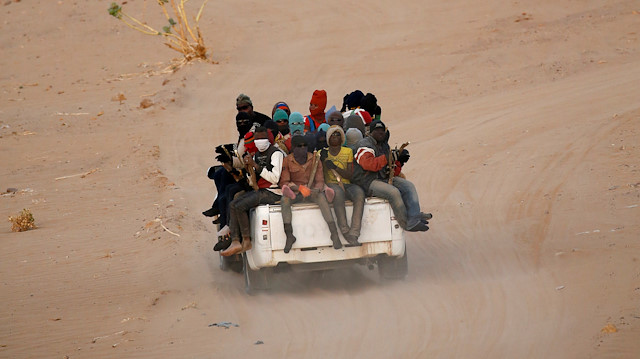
[246,239,405,270]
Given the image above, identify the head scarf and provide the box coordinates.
[345,128,363,147]
[327,111,344,127]
[317,123,330,134]
[344,114,366,137]
[263,120,278,144]
[236,112,253,137]
[272,101,291,117]
[315,129,327,151]
[326,125,345,147]
[291,135,308,165]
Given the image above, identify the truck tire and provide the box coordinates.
[377,252,408,280]
[219,253,243,273]
[243,253,272,295]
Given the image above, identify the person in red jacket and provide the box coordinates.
[352,120,431,232]
[304,89,327,133]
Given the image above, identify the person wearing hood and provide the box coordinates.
[317,123,330,134]
[304,89,328,133]
[221,126,285,256]
[360,93,382,121]
[269,110,291,154]
[207,112,261,250]
[273,109,290,136]
[321,126,365,245]
[284,111,305,152]
[271,109,291,154]
[327,111,344,128]
[315,127,328,151]
[313,123,330,152]
[344,113,367,137]
[204,111,255,221]
[288,112,305,136]
[345,128,363,150]
[288,111,318,153]
[352,120,431,232]
[340,90,364,113]
[279,135,342,253]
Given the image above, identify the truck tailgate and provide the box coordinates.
[264,198,395,250]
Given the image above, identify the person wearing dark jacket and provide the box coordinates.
[236,93,271,126]
[352,120,431,232]
[203,112,254,225]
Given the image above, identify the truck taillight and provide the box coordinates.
[262,220,268,226]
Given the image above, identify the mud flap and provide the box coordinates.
[377,252,408,280]
[243,253,272,295]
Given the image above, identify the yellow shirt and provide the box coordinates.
[323,147,353,184]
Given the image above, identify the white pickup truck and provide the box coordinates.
[219,197,408,293]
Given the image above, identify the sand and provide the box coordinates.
[1,0,639,357]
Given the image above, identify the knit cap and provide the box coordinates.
[317,123,330,133]
[346,90,364,109]
[310,90,327,111]
[273,109,289,122]
[244,131,257,153]
[236,93,252,107]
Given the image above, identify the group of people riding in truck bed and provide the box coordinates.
[204,90,432,257]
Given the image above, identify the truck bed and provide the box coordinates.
[245,197,405,270]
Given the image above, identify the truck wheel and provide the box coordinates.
[377,252,408,280]
[219,253,243,273]
[243,253,271,295]
[219,253,229,271]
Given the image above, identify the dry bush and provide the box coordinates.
[8,209,36,232]
[108,0,213,69]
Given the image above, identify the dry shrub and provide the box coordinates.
[108,0,213,69]
[9,209,36,232]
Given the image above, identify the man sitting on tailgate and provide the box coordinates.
[352,120,431,232]
[221,126,284,256]
[279,135,342,253]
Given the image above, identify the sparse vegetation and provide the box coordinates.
[9,209,36,232]
[108,0,212,68]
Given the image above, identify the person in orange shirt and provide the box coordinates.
[279,135,341,253]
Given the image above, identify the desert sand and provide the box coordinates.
[1,0,639,358]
